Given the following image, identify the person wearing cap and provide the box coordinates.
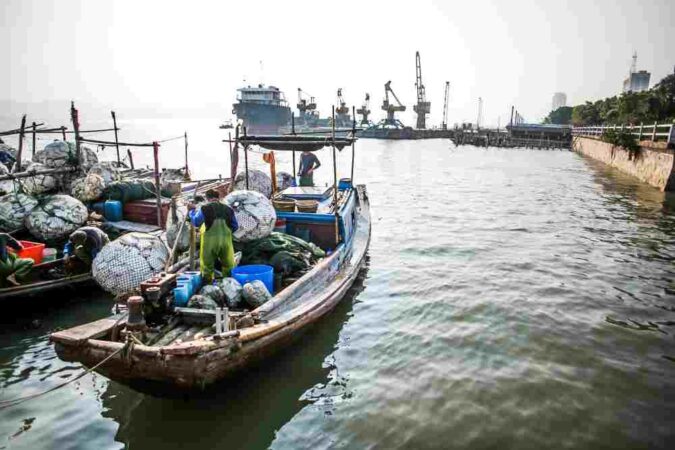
[64,226,110,271]
[188,188,238,283]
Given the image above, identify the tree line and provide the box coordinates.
[544,73,675,126]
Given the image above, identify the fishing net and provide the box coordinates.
[25,194,88,241]
[187,294,219,310]
[92,232,169,295]
[88,162,122,185]
[34,141,98,172]
[21,162,59,195]
[218,277,243,308]
[102,179,157,203]
[70,173,106,203]
[238,232,325,277]
[198,285,225,305]
[0,192,38,231]
[160,168,187,193]
[225,190,276,242]
[0,164,15,195]
[233,170,272,198]
[276,171,294,191]
[242,280,272,308]
[0,143,17,159]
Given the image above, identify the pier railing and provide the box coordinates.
[573,122,675,145]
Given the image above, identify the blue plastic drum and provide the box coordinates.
[173,284,190,306]
[231,265,274,295]
[104,200,123,222]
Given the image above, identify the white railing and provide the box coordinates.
[573,122,675,144]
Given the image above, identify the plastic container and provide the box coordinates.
[42,248,58,263]
[11,240,45,264]
[231,264,274,295]
[104,200,123,222]
[185,271,202,291]
[176,275,193,296]
[92,202,105,215]
[173,284,190,307]
[338,178,352,190]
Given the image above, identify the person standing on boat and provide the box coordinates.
[298,150,321,187]
[0,233,32,286]
[188,189,238,283]
[64,227,110,272]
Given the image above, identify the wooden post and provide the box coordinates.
[61,126,67,141]
[152,141,162,227]
[331,106,339,247]
[111,111,121,166]
[184,131,189,178]
[243,126,249,190]
[31,121,37,158]
[127,148,135,169]
[292,115,296,179]
[651,121,658,141]
[15,115,26,173]
[70,102,81,166]
[351,105,356,185]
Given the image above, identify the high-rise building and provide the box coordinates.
[623,52,651,93]
[552,92,567,111]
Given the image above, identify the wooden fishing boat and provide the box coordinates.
[0,258,92,301]
[52,130,370,389]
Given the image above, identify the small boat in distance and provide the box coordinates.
[232,85,292,135]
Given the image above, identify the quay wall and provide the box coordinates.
[573,136,675,191]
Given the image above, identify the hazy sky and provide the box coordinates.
[1,0,674,126]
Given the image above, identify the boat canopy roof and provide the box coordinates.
[238,135,355,152]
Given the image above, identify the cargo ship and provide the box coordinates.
[232,85,292,134]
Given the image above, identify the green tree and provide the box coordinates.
[544,106,573,124]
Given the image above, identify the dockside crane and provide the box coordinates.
[297,88,317,115]
[413,51,431,129]
[442,81,450,130]
[382,81,406,125]
[356,93,371,126]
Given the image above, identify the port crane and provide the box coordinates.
[356,93,371,126]
[381,81,406,125]
[413,51,431,129]
[297,88,317,115]
[442,82,450,130]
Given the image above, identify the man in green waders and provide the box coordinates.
[0,233,33,287]
[298,150,321,186]
[188,189,239,283]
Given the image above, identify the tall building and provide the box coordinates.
[552,92,567,111]
[623,52,651,93]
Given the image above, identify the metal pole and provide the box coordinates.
[152,141,163,227]
[184,131,189,178]
[351,105,356,185]
[31,121,37,158]
[15,115,26,173]
[243,126,249,190]
[332,106,339,247]
[111,111,121,165]
[292,115,296,179]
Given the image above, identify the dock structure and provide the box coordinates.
[451,123,572,150]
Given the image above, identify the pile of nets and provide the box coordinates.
[25,194,88,241]
[21,162,59,195]
[243,280,272,308]
[238,232,325,278]
[195,278,243,309]
[88,162,122,185]
[0,164,15,195]
[92,232,169,295]
[276,171,294,191]
[0,193,38,231]
[102,179,157,203]
[160,168,187,192]
[70,173,106,203]
[233,170,272,198]
[33,141,98,172]
[224,190,276,242]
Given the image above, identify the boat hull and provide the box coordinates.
[53,187,371,389]
[232,102,291,135]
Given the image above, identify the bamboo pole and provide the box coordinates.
[127,149,135,169]
[243,126,249,190]
[292,115,296,179]
[351,106,356,185]
[152,141,162,227]
[31,121,37,158]
[0,167,76,181]
[184,131,189,178]
[111,111,121,165]
[61,127,67,141]
[14,115,26,173]
[70,102,81,166]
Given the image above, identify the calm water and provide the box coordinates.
[1,122,675,449]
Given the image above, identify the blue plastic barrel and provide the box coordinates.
[185,271,202,291]
[176,275,193,296]
[338,178,352,190]
[231,265,274,295]
[173,284,189,306]
[92,202,105,215]
[104,200,123,222]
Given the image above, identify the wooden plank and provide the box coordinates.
[51,316,121,345]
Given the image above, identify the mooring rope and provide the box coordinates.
[0,339,130,411]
